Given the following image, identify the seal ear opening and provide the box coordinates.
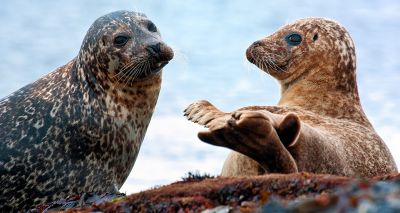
[313,33,319,42]
[101,35,109,47]
[277,113,301,147]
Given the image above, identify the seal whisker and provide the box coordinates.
[145,61,152,76]
[124,62,143,86]
[262,62,271,75]
[256,57,271,75]
[130,62,146,85]
[118,66,134,85]
[258,60,264,71]
[140,63,148,80]
[255,58,264,73]
[121,60,141,74]
[117,57,147,85]
[115,56,146,80]
[113,61,137,82]
[268,60,279,71]
[268,57,285,73]
[127,61,147,85]
[114,60,136,77]
[133,61,146,77]
[122,67,137,86]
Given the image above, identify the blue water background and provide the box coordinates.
[0,0,399,193]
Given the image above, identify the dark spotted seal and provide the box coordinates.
[185,17,397,177]
[0,10,173,210]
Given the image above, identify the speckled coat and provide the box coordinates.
[185,18,397,178]
[0,11,173,210]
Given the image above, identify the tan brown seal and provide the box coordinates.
[185,17,397,177]
[0,10,173,211]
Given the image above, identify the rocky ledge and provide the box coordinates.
[30,172,400,212]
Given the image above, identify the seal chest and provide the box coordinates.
[0,10,173,210]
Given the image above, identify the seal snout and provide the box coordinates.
[146,42,174,73]
[146,42,174,61]
[246,40,263,64]
[245,37,291,75]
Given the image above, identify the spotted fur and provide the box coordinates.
[0,10,173,211]
[185,18,397,178]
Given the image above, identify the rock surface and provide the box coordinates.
[29,173,400,212]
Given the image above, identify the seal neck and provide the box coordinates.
[75,51,115,94]
[278,67,371,126]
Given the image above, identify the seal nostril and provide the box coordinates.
[146,43,162,57]
[252,41,263,47]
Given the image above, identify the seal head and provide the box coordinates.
[246,18,362,121]
[79,10,173,89]
[246,18,355,90]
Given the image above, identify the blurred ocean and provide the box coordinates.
[0,0,399,193]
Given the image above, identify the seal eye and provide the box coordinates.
[114,35,130,47]
[285,33,302,46]
[147,21,157,32]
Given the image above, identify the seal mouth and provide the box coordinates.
[129,59,169,81]
[150,61,169,74]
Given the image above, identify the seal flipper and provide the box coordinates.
[184,100,227,126]
[276,113,301,147]
[197,110,298,173]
